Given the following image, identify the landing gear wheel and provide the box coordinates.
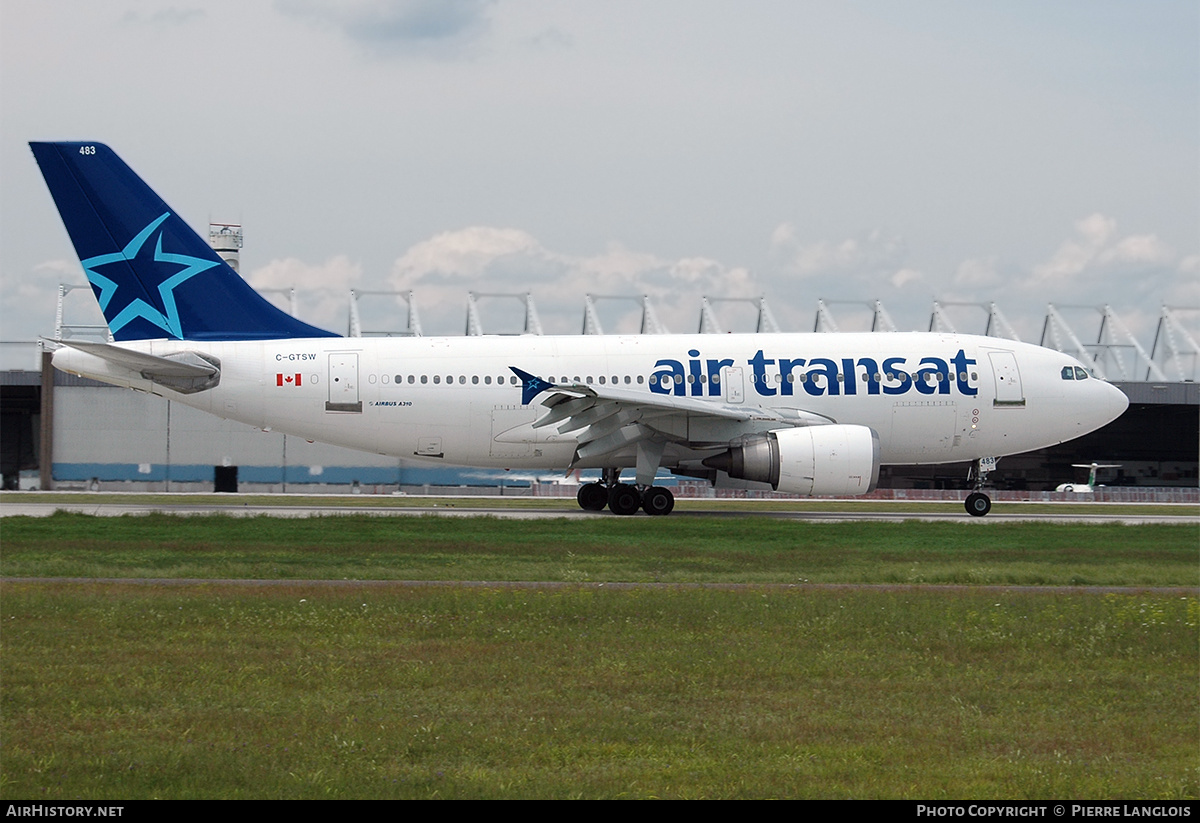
[965,492,992,517]
[577,482,608,512]
[608,483,642,516]
[641,486,675,516]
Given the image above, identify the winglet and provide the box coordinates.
[510,367,557,406]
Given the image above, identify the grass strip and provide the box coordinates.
[1,512,1196,586]
[2,581,1195,799]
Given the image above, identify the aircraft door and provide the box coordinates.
[326,352,363,413]
[723,366,745,404]
[988,351,1025,407]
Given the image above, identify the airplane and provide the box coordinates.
[1056,463,1122,493]
[29,142,1130,517]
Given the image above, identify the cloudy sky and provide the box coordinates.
[2,0,1196,347]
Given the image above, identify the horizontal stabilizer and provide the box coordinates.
[52,339,220,394]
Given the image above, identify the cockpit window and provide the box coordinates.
[1061,366,1075,380]
[1074,366,1089,380]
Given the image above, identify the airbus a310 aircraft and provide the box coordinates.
[30,142,1129,516]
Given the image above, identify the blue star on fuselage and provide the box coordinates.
[80,212,219,339]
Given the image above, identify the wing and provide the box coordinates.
[509,367,833,471]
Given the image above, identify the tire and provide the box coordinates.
[965,492,992,517]
[641,486,675,516]
[577,482,608,511]
[607,483,642,516]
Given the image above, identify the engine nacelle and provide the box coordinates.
[702,425,880,496]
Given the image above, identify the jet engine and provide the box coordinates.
[702,424,880,496]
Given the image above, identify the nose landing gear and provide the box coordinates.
[965,457,997,517]
[965,491,992,517]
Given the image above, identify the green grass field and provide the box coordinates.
[2,512,1197,586]
[1,511,1197,799]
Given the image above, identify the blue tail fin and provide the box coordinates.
[30,142,337,341]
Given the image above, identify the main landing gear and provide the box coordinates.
[965,457,996,517]
[576,469,675,516]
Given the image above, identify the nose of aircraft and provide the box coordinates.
[1092,379,1130,429]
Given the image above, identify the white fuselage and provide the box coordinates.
[53,332,1129,475]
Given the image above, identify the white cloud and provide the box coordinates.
[382,227,766,335]
[1163,260,1200,308]
[770,223,907,277]
[248,256,362,332]
[951,258,1002,289]
[1025,214,1181,304]
[1101,234,1175,267]
[274,0,494,56]
[0,260,104,341]
[392,227,543,282]
[1030,213,1175,282]
[889,268,924,289]
[761,224,922,328]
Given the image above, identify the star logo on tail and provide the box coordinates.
[81,212,220,338]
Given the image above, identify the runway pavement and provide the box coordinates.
[1,497,1195,525]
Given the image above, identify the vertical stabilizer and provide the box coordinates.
[30,142,337,341]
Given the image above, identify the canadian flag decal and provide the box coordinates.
[276,373,302,387]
